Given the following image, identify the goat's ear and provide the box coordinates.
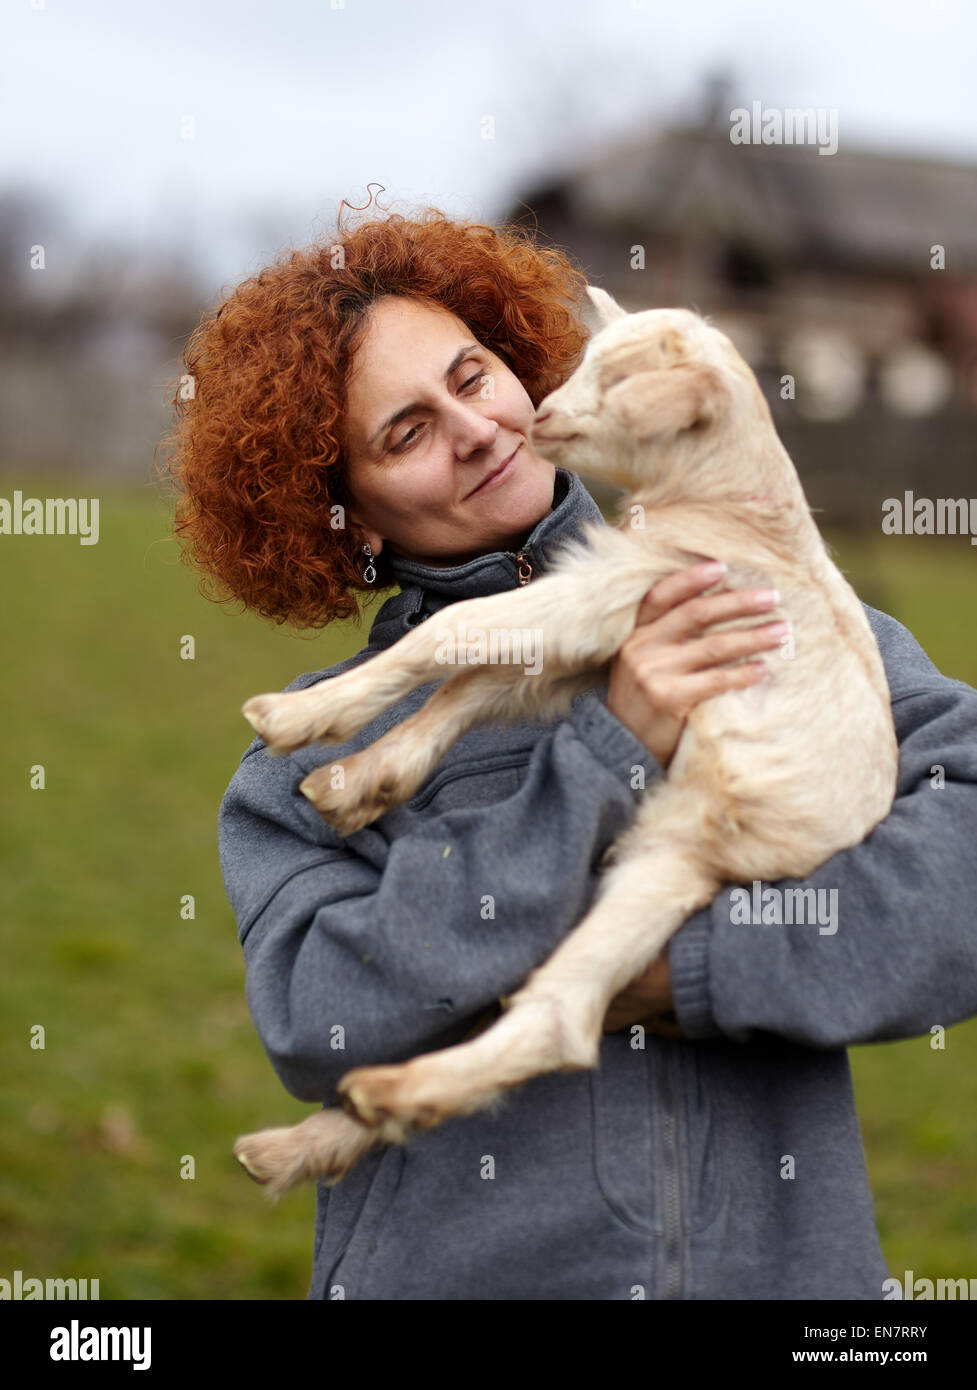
[605,363,730,440]
[578,284,628,337]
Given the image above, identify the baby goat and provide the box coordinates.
[233,287,898,1196]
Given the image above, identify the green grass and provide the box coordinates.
[0,479,974,1297]
[0,475,372,1299]
[821,525,977,1279]
[822,525,977,689]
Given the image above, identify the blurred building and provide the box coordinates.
[0,190,208,479]
[504,93,977,528]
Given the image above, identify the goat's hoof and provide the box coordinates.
[233,1129,312,1197]
[338,1066,442,1134]
[298,768,384,835]
[242,694,320,755]
[338,1071,394,1126]
[233,1128,345,1196]
[234,1143,271,1186]
[299,756,407,833]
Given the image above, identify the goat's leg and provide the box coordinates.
[339,791,721,1131]
[301,666,598,833]
[242,552,652,754]
[234,1106,383,1197]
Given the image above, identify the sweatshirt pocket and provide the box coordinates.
[405,751,530,813]
[673,1043,728,1234]
[590,1034,660,1235]
[589,1035,728,1238]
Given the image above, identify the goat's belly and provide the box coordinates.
[673,663,898,883]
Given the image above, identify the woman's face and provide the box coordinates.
[343,296,557,567]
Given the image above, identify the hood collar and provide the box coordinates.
[365,467,606,649]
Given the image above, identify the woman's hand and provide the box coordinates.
[603,953,683,1038]
[606,560,786,770]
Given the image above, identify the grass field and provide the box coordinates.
[1,475,975,1298]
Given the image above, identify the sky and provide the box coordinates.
[4,0,977,289]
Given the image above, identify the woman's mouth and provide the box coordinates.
[467,444,521,499]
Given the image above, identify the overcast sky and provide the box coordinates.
[4,0,976,287]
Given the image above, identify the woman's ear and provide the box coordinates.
[346,508,383,558]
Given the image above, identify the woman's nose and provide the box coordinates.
[451,405,497,454]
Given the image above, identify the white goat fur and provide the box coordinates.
[233,287,898,1196]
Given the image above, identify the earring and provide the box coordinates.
[362,542,377,584]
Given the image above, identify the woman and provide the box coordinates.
[162,205,977,1300]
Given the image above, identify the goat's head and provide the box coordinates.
[531,287,770,500]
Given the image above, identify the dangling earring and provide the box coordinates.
[361,542,377,584]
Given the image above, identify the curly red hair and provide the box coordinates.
[156,201,591,630]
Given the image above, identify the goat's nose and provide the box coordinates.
[533,408,552,427]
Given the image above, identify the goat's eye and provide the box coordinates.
[600,370,629,393]
[603,372,633,394]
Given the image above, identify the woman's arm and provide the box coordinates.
[667,604,977,1047]
[222,564,784,1097]
[220,687,663,1104]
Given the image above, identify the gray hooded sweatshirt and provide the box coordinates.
[218,466,977,1300]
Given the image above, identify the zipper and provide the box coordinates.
[513,549,534,585]
[659,1045,684,1298]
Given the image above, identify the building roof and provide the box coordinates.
[510,125,977,273]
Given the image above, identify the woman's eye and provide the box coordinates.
[391,424,423,453]
[389,369,486,452]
